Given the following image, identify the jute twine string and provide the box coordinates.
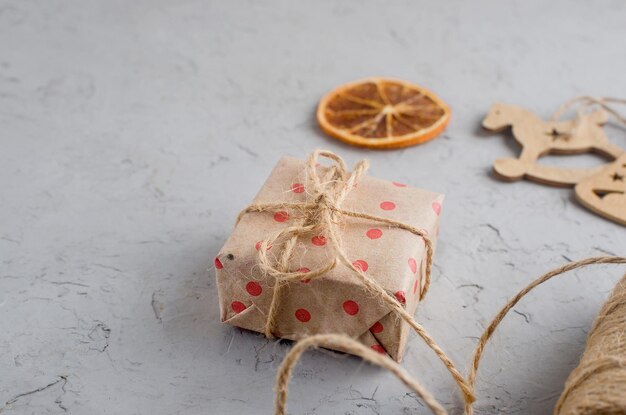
[234,149,626,414]
[236,150,474,407]
[275,256,626,415]
[466,256,626,415]
[555,272,626,414]
[275,334,447,415]
[551,96,626,126]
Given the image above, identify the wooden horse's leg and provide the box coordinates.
[493,142,546,181]
[495,141,605,186]
[493,137,605,186]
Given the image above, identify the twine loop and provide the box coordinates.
[551,96,626,126]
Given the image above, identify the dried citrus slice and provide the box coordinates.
[317,77,450,149]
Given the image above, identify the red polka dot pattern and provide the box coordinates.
[366,228,383,239]
[222,177,438,350]
[246,281,262,296]
[370,321,384,334]
[295,308,311,322]
[291,183,305,193]
[274,211,289,222]
[352,260,368,272]
[256,241,272,251]
[298,267,311,283]
[214,257,223,269]
[394,291,406,305]
[343,300,359,316]
[432,201,442,216]
[231,301,246,314]
[371,344,386,354]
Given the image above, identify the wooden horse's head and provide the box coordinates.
[482,103,532,132]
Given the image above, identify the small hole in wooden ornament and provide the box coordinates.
[593,189,625,199]
[546,128,570,142]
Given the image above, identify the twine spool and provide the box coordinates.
[555,273,626,415]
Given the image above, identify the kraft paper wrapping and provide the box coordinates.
[215,156,443,361]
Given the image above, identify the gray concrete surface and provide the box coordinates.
[1,1,626,414]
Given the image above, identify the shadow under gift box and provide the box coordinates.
[215,156,443,362]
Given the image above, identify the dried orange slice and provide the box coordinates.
[317,77,450,149]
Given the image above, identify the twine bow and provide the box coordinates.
[236,150,475,408]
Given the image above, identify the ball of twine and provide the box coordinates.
[555,273,626,415]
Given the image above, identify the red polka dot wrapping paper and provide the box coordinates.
[215,156,443,362]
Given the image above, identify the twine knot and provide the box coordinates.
[305,193,337,226]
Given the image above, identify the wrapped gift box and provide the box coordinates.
[215,155,443,361]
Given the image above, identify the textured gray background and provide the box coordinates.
[1,1,625,414]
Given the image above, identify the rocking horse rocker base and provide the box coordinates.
[492,158,606,187]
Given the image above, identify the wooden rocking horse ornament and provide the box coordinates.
[482,102,623,186]
[482,97,626,226]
